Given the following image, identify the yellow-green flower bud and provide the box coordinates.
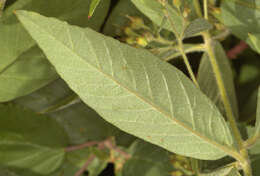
[136,37,148,47]
[173,0,181,10]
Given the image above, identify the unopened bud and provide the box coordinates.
[173,0,181,10]
[183,7,190,18]
[136,37,148,47]
[127,16,146,30]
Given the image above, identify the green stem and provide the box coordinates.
[163,44,205,61]
[203,0,208,20]
[162,3,199,87]
[203,32,243,149]
[178,40,199,87]
[202,32,252,176]
[194,1,252,175]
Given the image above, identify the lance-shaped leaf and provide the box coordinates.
[14,79,136,146]
[88,0,101,18]
[131,0,184,35]
[0,46,58,102]
[0,0,110,102]
[197,41,239,119]
[16,11,235,160]
[183,18,213,39]
[0,105,68,175]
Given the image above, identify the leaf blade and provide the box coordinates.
[131,0,184,35]
[0,0,111,102]
[197,41,239,119]
[16,10,235,160]
[0,105,68,175]
[88,0,101,18]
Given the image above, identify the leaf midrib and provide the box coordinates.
[20,12,236,157]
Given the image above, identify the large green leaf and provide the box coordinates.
[0,0,110,102]
[15,79,76,113]
[53,103,136,146]
[0,46,57,102]
[131,0,184,35]
[1,0,110,71]
[0,105,68,175]
[122,140,173,176]
[15,79,136,147]
[221,0,260,53]
[197,41,239,119]
[16,11,235,160]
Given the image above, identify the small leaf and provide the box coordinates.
[183,18,213,39]
[122,140,173,176]
[0,105,68,175]
[88,0,101,18]
[16,11,235,160]
[197,41,239,119]
[131,0,184,35]
[248,33,260,54]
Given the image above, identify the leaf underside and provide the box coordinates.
[16,10,234,160]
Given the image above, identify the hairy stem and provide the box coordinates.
[177,39,199,87]
[203,32,243,148]
[203,31,252,176]
[200,2,252,175]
